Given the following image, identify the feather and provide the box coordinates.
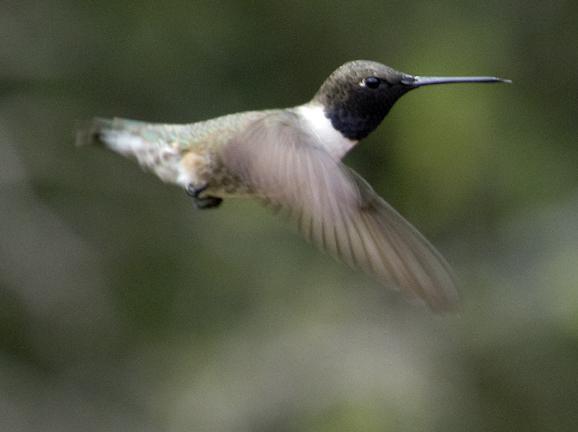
[221,110,458,311]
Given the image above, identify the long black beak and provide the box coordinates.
[401,75,511,87]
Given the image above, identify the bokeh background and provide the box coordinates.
[1,1,577,431]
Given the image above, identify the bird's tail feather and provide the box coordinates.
[75,117,112,147]
[75,117,148,150]
[77,117,187,186]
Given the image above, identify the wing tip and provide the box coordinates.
[410,278,461,314]
[426,290,461,314]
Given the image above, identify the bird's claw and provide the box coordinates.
[186,183,223,209]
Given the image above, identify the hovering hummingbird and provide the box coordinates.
[78,60,509,311]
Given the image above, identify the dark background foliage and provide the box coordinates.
[1,1,577,431]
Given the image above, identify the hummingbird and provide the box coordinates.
[78,60,509,311]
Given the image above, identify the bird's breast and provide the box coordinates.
[295,104,357,160]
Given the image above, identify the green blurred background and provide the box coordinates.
[1,1,577,431]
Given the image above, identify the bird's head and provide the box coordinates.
[312,60,510,140]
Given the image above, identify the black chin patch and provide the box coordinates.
[326,107,386,140]
[323,85,410,140]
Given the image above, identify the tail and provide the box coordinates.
[75,117,108,147]
[76,117,148,152]
[76,117,186,186]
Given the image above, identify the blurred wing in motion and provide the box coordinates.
[221,111,458,311]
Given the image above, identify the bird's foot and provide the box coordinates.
[186,183,223,209]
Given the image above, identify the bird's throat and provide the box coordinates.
[321,85,411,140]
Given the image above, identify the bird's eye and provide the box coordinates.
[363,76,381,89]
